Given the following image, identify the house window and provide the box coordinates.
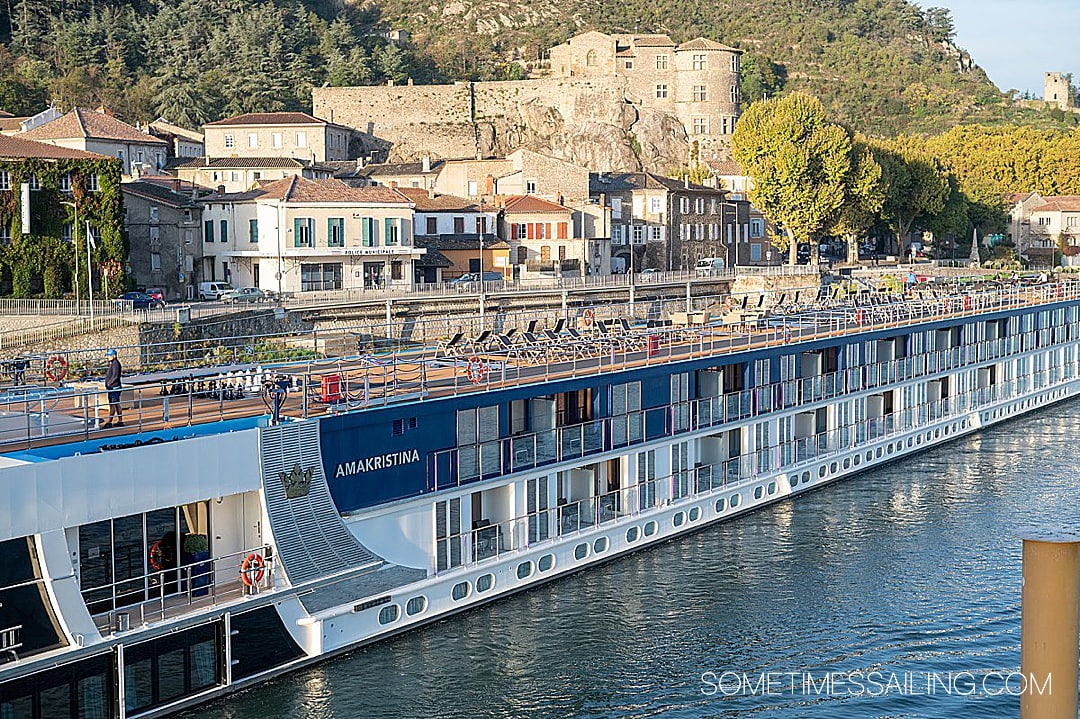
[230,171,240,182]
[390,261,403,280]
[224,134,235,149]
[62,224,72,242]
[722,117,730,135]
[516,223,527,239]
[296,132,307,148]
[150,252,161,272]
[149,205,159,222]
[693,85,707,102]
[59,174,72,192]
[219,219,228,242]
[272,133,282,148]
[253,171,261,180]
[624,59,633,70]
[650,226,663,241]
[730,85,740,104]
[204,219,214,243]
[731,54,739,73]
[327,217,345,247]
[540,245,550,261]
[586,50,597,67]
[655,84,668,99]
[467,180,478,196]
[384,217,399,245]
[184,228,193,245]
[0,171,9,191]
[750,243,762,261]
[656,55,668,70]
[294,217,314,247]
[693,54,706,70]
[425,216,438,234]
[525,179,537,194]
[249,218,259,243]
[247,133,257,148]
[300,262,342,291]
[558,246,566,261]
[1068,216,1079,227]
[751,219,765,237]
[692,117,708,134]
[360,217,377,247]
[0,225,10,244]
[28,174,39,190]
[695,197,705,214]
[632,225,643,244]
[649,197,663,214]
[611,225,623,244]
[453,216,465,233]
[680,196,690,214]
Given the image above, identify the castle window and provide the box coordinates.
[656,55,668,70]
[731,54,739,73]
[692,117,708,134]
[693,54,706,70]
[655,84,669,99]
[526,179,537,194]
[730,85,740,104]
[586,50,597,67]
[693,85,708,102]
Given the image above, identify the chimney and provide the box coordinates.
[485,175,495,196]
[684,175,689,189]
[216,185,225,195]
[427,186,436,199]
[407,78,414,86]
[422,155,431,173]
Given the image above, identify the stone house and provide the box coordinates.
[590,172,754,272]
[399,187,503,281]
[434,149,591,203]
[198,177,423,293]
[1028,195,1080,263]
[20,107,168,178]
[169,157,336,194]
[358,157,444,190]
[498,195,609,277]
[0,134,125,297]
[122,179,203,301]
[1005,192,1048,262]
[202,112,353,163]
[148,119,205,161]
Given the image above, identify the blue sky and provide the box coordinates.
[934,0,1078,95]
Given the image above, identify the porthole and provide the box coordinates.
[715,498,727,513]
[887,444,894,455]
[574,543,589,560]
[476,573,495,593]
[689,507,701,522]
[753,486,763,500]
[962,420,968,429]
[802,471,810,484]
[855,455,862,467]
[916,435,922,446]
[830,462,839,473]
[627,526,641,542]
[790,475,799,488]
[896,441,903,451]
[934,428,940,439]
[378,604,400,625]
[944,426,950,436]
[538,554,555,572]
[876,447,883,458]
[644,520,659,536]
[593,536,609,553]
[673,511,686,527]
[516,561,534,580]
[451,581,470,601]
[818,466,827,478]
[767,481,777,495]
[406,596,427,616]
[730,493,741,508]
[866,451,873,461]
[907,438,914,447]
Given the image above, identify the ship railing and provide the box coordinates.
[83,544,273,636]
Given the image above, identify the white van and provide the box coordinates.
[198,282,234,301]
[695,257,726,276]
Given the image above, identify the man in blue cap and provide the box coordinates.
[103,349,123,428]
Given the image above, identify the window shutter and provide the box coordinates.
[204,220,214,243]
[293,218,302,247]
[361,217,371,246]
[384,217,392,244]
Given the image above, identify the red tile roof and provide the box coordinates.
[256,176,413,204]
[21,107,167,145]
[205,112,330,127]
[1032,196,1080,213]
[678,37,741,53]
[397,188,480,211]
[0,134,108,160]
[501,195,572,214]
[630,34,675,47]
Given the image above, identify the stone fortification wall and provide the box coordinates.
[314,78,691,172]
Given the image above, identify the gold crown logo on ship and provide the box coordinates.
[281,463,314,499]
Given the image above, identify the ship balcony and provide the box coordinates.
[83,545,273,637]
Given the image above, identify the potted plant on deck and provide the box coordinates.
[181,534,212,597]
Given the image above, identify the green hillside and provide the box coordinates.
[0,0,1072,135]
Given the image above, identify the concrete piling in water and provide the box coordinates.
[1020,529,1080,719]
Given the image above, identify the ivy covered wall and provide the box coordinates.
[0,156,125,298]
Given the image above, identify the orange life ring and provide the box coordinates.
[240,553,266,587]
[582,309,595,328]
[44,355,68,383]
[149,539,166,571]
[466,356,487,385]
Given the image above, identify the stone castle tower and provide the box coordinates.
[1045,72,1073,110]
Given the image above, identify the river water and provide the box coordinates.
[188,400,1080,719]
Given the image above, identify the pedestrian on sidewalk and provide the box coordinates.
[103,349,123,428]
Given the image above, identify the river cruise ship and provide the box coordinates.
[0,280,1075,718]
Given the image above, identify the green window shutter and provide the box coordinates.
[361,217,371,247]
[204,220,214,243]
[327,217,334,246]
[220,219,227,242]
[293,217,302,247]
[249,218,258,243]
[384,217,391,245]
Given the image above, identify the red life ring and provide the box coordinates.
[240,553,266,587]
[855,309,864,325]
[582,309,595,328]
[149,540,166,571]
[466,356,487,384]
[963,296,972,311]
[44,355,68,383]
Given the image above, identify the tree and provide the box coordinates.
[922,7,955,43]
[870,135,949,257]
[732,93,853,264]
[829,138,885,263]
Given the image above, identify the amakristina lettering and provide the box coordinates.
[335,449,421,477]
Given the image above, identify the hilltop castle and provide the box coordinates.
[1045,72,1074,110]
[312,31,742,173]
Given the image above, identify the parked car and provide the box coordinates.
[450,272,504,290]
[198,282,234,301]
[144,287,164,301]
[637,268,661,282]
[113,291,165,310]
[221,287,270,304]
[694,257,726,276]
